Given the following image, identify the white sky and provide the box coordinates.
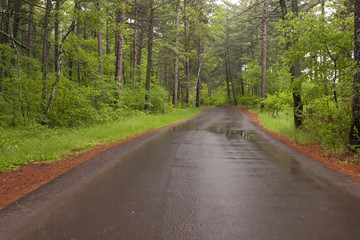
[216,0,239,5]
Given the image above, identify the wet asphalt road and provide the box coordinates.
[2,108,360,240]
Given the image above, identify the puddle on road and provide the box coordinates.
[201,126,250,139]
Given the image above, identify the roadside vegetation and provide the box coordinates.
[249,107,350,155]
[0,108,202,171]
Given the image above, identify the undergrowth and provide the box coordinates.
[250,108,311,144]
[0,108,202,171]
[249,108,348,154]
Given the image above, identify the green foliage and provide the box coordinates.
[238,96,258,107]
[262,91,292,116]
[243,60,261,94]
[148,85,170,113]
[302,97,351,150]
[0,44,15,75]
[120,86,146,111]
[200,84,228,106]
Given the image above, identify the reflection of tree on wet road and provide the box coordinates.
[1,108,360,240]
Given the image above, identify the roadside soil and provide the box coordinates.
[1,108,360,210]
[235,107,360,183]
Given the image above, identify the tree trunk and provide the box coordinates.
[0,0,9,87]
[349,0,360,148]
[114,0,125,91]
[260,0,268,110]
[228,54,238,106]
[225,52,231,104]
[145,1,154,110]
[54,0,60,79]
[280,0,303,128]
[106,18,110,55]
[11,0,22,41]
[172,0,180,108]
[225,29,237,106]
[45,0,61,119]
[196,39,202,107]
[184,0,190,104]
[98,1,103,76]
[279,0,287,20]
[136,23,144,82]
[0,0,9,45]
[239,58,245,95]
[132,0,138,85]
[68,2,77,81]
[40,0,52,122]
[291,0,303,128]
[27,2,34,74]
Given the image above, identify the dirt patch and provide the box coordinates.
[0,112,203,210]
[236,107,360,183]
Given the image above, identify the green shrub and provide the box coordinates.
[262,91,292,116]
[238,96,259,107]
[302,97,351,150]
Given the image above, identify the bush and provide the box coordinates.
[302,97,351,150]
[148,85,170,113]
[238,96,259,107]
[262,91,292,116]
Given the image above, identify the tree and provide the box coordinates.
[98,1,103,76]
[114,0,126,92]
[173,0,180,108]
[40,0,53,123]
[290,0,303,128]
[260,0,268,110]
[349,0,360,148]
[145,0,155,110]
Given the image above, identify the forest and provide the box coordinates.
[1,0,360,168]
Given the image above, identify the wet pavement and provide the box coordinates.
[1,108,360,239]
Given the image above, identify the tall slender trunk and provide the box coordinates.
[68,1,79,80]
[239,58,245,95]
[260,0,268,110]
[349,0,360,148]
[46,0,61,118]
[114,0,125,91]
[0,0,10,90]
[54,0,59,78]
[0,0,9,45]
[11,0,22,41]
[173,0,180,108]
[145,1,154,110]
[136,23,144,82]
[196,39,202,107]
[106,18,110,55]
[225,52,231,104]
[184,0,190,103]
[279,0,287,20]
[40,0,52,122]
[27,3,34,74]
[132,0,138,85]
[98,1,103,76]
[228,54,238,106]
[291,0,303,128]
[225,30,237,106]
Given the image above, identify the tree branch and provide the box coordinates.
[0,29,29,49]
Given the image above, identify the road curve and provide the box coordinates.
[1,107,360,240]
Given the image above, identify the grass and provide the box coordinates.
[249,108,311,145]
[0,108,202,171]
